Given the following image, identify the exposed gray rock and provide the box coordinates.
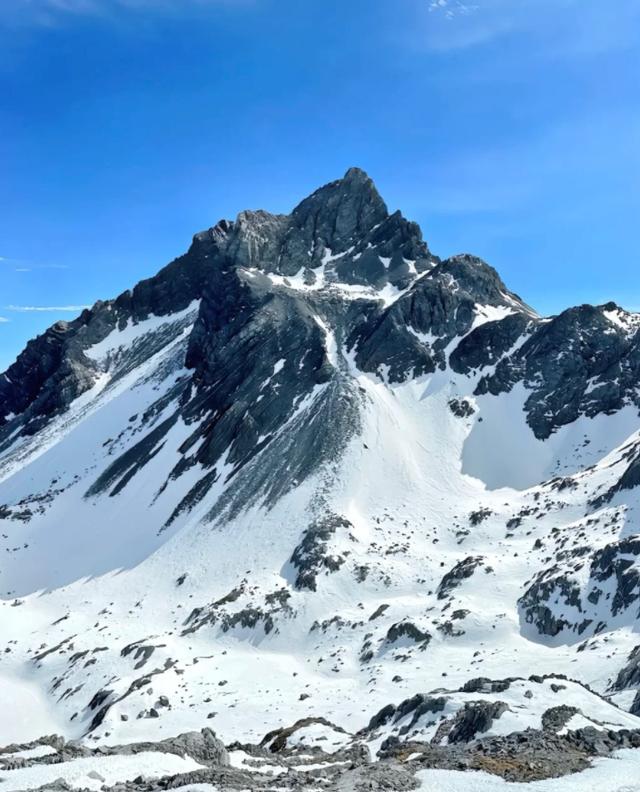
[260,716,348,753]
[461,677,512,694]
[541,705,580,733]
[612,645,640,691]
[520,536,640,641]
[290,514,353,591]
[437,556,484,600]
[475,302,640,440]
[445,700,509,744]
[385,621,431,649]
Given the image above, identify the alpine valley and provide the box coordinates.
[3,169,640,791]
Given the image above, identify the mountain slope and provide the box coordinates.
[2,169,640,783]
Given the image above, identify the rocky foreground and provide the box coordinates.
[3,675,640,791]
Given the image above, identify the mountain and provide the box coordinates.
[2,168,640,790]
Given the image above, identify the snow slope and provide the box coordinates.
[1,340,640,751]
[1,168,640,790]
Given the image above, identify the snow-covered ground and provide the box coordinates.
[0,752,204,791]
[1,292,640,791]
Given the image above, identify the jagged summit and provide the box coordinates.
[290,165,389,247]
[2,171,640,777]
[194,167,434,287]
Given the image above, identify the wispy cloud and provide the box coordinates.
[5,304,90,312]
[423,0,640,54]
[429,1,478,20]
[0,317,10,324]
[1,256,70,272]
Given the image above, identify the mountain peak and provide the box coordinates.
[342,165,374,185]
[212,168,432,286]
[290,167,388,250]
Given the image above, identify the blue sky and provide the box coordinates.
[1,0,639,370]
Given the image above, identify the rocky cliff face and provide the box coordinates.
[1,170,640,781]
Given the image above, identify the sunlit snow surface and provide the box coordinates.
[0,752,204,791]
[1,298,640,792]
[462,385,640,490]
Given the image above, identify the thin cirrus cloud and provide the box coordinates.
[429,1,478,18]
[1,256,70,272]
[424,0,640,54]
[4,304,90,312]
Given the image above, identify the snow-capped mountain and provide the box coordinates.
[2,168,640,789]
